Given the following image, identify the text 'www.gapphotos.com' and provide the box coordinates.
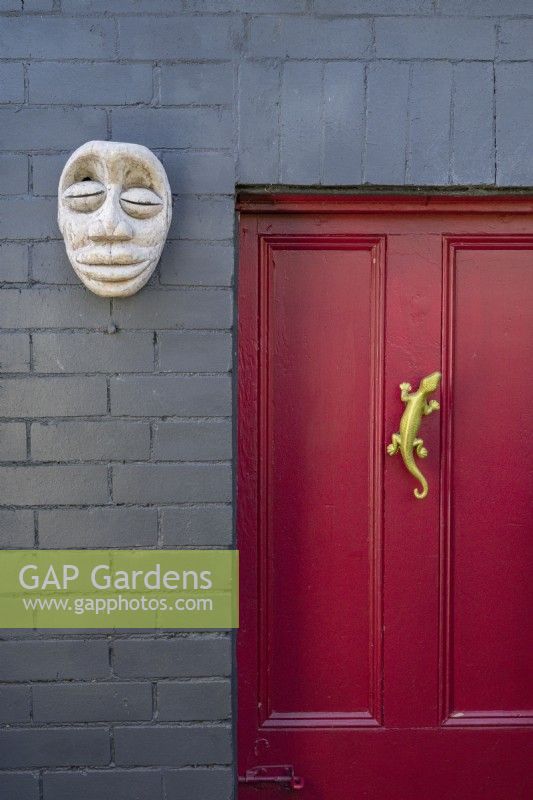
[22,594,215,615]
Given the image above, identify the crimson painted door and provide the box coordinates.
[237,196,533,800]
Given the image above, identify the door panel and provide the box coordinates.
[238,198,533,799]
[441,239,533,726]
[261,237,383,727]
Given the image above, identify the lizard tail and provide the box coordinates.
[414,475,428,500]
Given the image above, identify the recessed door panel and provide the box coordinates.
[442,240,533,725]
[261,238,384,726]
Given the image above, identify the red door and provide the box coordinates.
[237,195,533,800]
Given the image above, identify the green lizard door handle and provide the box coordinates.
[387,372,441,499]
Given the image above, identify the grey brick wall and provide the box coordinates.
[0,0,531,797]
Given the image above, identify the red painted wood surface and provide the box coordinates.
[237,197,533,799]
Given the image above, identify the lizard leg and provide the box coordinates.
[414,438,428,458]
[424,399,440,415]
[400,383,412,403]
[387,432,401,455]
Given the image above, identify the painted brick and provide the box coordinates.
[39,507,157,548]
[153,420,231,461]
[161,505,232,547]
[30,248,71,297]
[499,20,533,60]
[159,242,233,287]
[0,155,28,194]
[0,465,109,505]
[439,0,533,13]
[113,463,232,503]
[31,241,75,284]
[0,243,28,282]
[112,108,232,150]
[375,17,496,60]
[158,680,231,721]
[0,684,31,722]
[111,375,231,416]
[0,197,56,239]
[452,63,494,185]
[0,509,34,548]
[162,152,234,195]
[0,332,30,371]
[248,16,372,58]
[323,62,365,185]
[0,377,107,417]
[365,61,410,185]
[32,331,154,373]
[187,0,306,9]
[0,63,24,104]
[118,16,235,60]
[407,62,452,185]
[182,0,234,8]
[0,640,110,681]
[114,725,231,767]
[63,0,178,9]
[158,331,231,372]
[170,196,233,241]
[29,64,153,106]
[42,769,163,800]
[163,769,232,800]
[231,0,306,8]
[113,637,231,678]
[111,289,232,330]
[0,17,115,59]
[496,63,533,186]
[0,109,108,152]
[0,728,110,768]
[238,62,280,183]
[0,288,110,329]
[33,682,153,723]
[22,0,55,9]
[314,0,432,10]
[281,62,322,185]
[0,421,27,460]
[0,773,39,800]
[160,63,233,106]
[31,421,151,461]
[31,156,65,198]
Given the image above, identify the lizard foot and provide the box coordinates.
[414,439,428,458]
[387,433,401,455]
[424,399,440,414]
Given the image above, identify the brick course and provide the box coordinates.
[0,640,110,681]
[33,682,153,723]
[42,770,162,800]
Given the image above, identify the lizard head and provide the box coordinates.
[420,371,442,393]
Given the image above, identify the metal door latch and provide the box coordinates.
[238,765,304,790]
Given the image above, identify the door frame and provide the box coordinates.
[236,192,533,215]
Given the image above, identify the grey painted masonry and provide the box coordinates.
[0,1,531,798]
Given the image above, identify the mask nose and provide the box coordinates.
[88,197,133,243]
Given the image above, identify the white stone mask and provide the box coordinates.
[58,140,172,297]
